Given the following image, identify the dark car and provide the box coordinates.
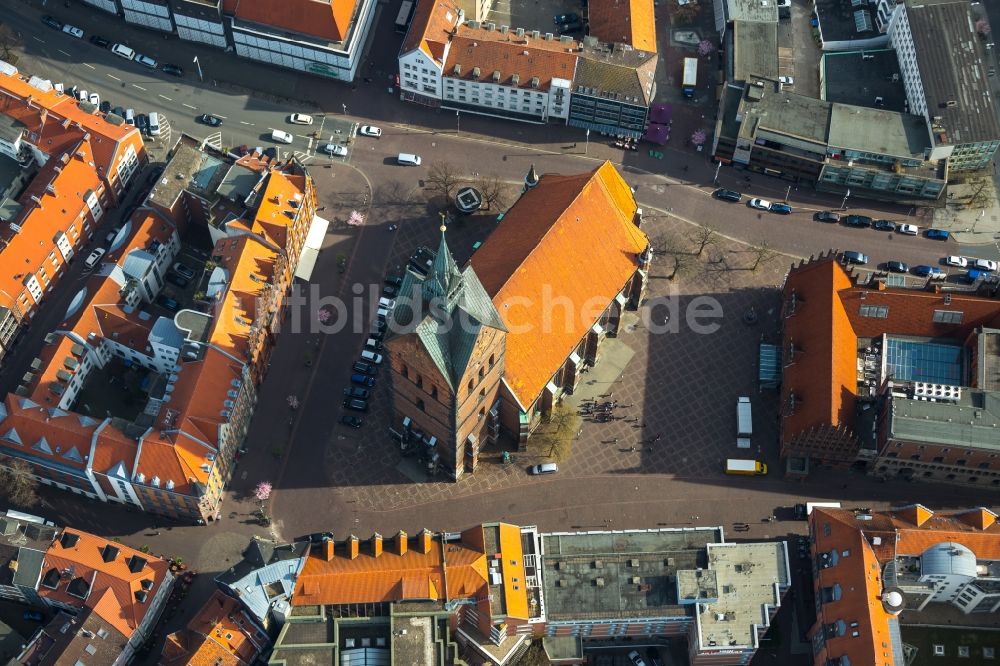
[89,35,111,48]
[162,63,184,77]
[553,12,580,24]
[350,372,376,387]
[371,319,387,333]
[199,114,223,127]
[23,610,45,622]
[873,219,896,231]
[769,202,792,215]
[172,262,195,280]
[111,106,125,118]
[343,398,369,412]
[99,100,112,114]
[340,414,363,428]
[136,114,149,131]
[712,188,742,202]
[841,250,869,265]
[925,228,950,240]
[382,285,398,298]
[558,21,582,34]
[844,214,873,228]
[352,360,378,376]
[42,15,63,30]
[815,211,840,223]
[156,295,180,311]
[792,503,808,520]
[885,261,909,273]
[343,386,370,400]
[165,273,189,288]
[385,274,404,288]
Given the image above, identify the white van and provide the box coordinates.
[360,349,383,364]
[378,297,395,310]
[529,463,558,475]
[397,153,422,166]
[271,129,294,144]
[124,109,135,126]
[148,112,162,137]
[111,43,136,61]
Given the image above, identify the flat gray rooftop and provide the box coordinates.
[392,615,436,666]
[822,50,907,113]
[739,79,831,147]
[888,389,1000,452]
[976,329,1000,392]
[148,139,228,210]
[0,114,23,144]
[732,21,778,81]
[907,0,1000,145]
[540,528,720,621]
[828,103,930,160]
[725,0,778,23]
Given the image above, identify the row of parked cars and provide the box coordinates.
[67,86,163,136]
[840,250,997,281]
[340,274,404,428]
[813,211,942,239]
[42,16,183,75]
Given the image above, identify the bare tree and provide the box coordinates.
[964,176,995,210]
[650,233,695,280]
[476,174,514,211]
[530,405,580,462]
[688,225,718,257]
[0,459,39,508]
[748,241,778,272]
[0,24,21,64]
[426,161,462,201]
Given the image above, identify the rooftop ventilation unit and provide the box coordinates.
[912,382,961,402]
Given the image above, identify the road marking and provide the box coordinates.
[83,63,95,69]
[158,94,172,101]
[58,49,71,57]
[32,36,44,43]
[132,84,146,91]
[214,114,227,119]
[107,74,121,81]
[239,121,253,125]
[182,103,197,109]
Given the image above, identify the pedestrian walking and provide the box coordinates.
[653,433,662,442]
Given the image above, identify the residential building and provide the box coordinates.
[399,0,657,136]
[811,0,893,51]
[0,510,59,607]
[16,527,173,666]
[887,0,1000,172]
[0,137,318,523]
[778,254,1000,484]
[215,537,308,628]
[714,78,946,202]
[385,162,649,480]
[160,590,270,666]
[711,0,778,36]
[808,505,1000,666]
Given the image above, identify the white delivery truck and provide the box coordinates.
[737,396,752,448]
[725,459,767,475]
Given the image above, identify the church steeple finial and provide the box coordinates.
[524,164,539,191]
[423,222,463,305]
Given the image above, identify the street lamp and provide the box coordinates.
[193,56,203,83]
[840,188,851,211]
[784,185,791,203]
[456,110,460,136]
[342,103,347,116]
[713,161,721,185]
[585,128,590,155]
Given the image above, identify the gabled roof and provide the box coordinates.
[469,161,647,408]
[160,590,269,666]
[401,0,460,63]
[587,0,656,52]
[573,51,658,106]
[226,0,357,43]
[443,34,578,92]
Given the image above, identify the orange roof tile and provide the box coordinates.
[402,0,460,63]
[895,503,934,527]
[229,0,357,43]
[0,395,95,472]
[587,0,657,52]
[444,34,578,90]
[470,161,647,408]
[40,528,170,640]
[160,591,267,666]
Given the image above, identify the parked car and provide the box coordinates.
[385,274,404,287]
[288,113,314,125]
[843,214,873,228]
[748,198,772,210]
[340,415,363,428]
[925,228,950,240]
[199,114,223,127]
[42,15,63,30]
[23,610,45,622]
[105,227,121,244]
[815,211,841,223]
[136,113,149,131]
[769,202,792,214]
[62,24,84,39]
[712,188,742,202]
[352,360,378,376]
[553,12,580,24]
[89,35,111,48]
[885,261,909,273]
[841,250,869,265]
[322,143,348,156]
[792,503,808,520]
[528,463,558,475]
[165,273,189,288]
[359,125,382,137]
[382,285,398,298]
[172,262,196,279]
[99,100,112,114]
[156,295,180,311]
[944,256,967,268]
[966,269,987,283]
[558,21,582,33]
[973,258,998,272]
[134,54,157,69]
[343,387,371,400]
[872,219,896,231]
[897,223,919,235]
[271,129,294,144]
[371,319,387,333]
[627,651,648,666]
[75,88,88,101]
[342,398,369,412]
[162,63,184,76]
[88,92,100,106]
[350,373,376,387]
[84,248,105,269]
[913,265,945,279]
[111,106,125,118]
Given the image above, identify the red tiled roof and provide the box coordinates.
[402,0,460,63]
[228,0,357,43]
[0,395,94,472]
[470,161,647,408]
[444,34,578,90]
[587,0,657,52]
[160,591,267,666]
[40,528,170,640]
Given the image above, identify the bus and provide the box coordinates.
[682,57,698,97]
[395,0,416,33]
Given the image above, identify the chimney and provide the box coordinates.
[419,529,433,553]
[323,538,334,561]
[372,533,383,558]
[348,535,359,559]
[396,530,408,556]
